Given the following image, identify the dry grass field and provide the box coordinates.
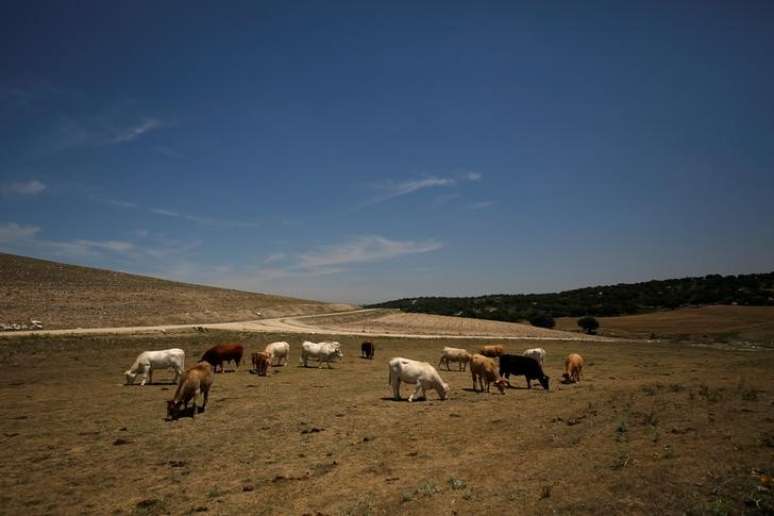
[0,253,354,330]
[1,331,773,515]
[556,306,774,346]
[290,310,596,340]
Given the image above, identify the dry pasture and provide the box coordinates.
[1,332,773,515]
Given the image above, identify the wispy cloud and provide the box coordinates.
[263,252,286,264]
[0,222,41,242]
[110,118,161,143]
[105,199,138,208]
[299,235,443,269]
[151,208,181,217]
[2,179,46,196]
[365,172,483,206]
[467,200,497,210]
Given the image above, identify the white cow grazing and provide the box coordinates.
[265,341,290,366]
[523,347,546,366]
[438,347,471,371]
[125,348,185,386]
[388,357,449,402]
[300,341,343,368]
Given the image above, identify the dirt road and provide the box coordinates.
[0,309,606,341]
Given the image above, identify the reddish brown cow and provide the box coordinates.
[479,345,505,358]
[201,344,244,373]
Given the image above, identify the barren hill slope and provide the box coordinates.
[0,253,355,330]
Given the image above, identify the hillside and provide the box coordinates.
[0,253,355,330]
[556,305,774,345]
[369,271,774,322]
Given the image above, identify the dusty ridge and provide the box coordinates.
[0,252,355,330]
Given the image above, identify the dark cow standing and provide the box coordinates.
[201,344,244,373]
[361,341,375,360]
[499,354,550,391]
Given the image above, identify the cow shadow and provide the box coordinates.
[165,405,202,421]
[380,396,434,403]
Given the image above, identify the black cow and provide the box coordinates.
[499,354,549,391]
[360,341,375,360]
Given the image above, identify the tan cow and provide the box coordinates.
[166,362,214,420]
[470,354,507,394]
[563,353,584,383]
[479,345,504,358]
[251,351,271,376]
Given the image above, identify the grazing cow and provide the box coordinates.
[438,347,472,371]
[125,348,185,386]
[470,354,508,394]
[300,341,343,368]
[388,357,449,402]
[251,351,271,376]
[166,362,214,420]
[499,354,550,391]
[264,341,290,367]
[479,345,505,358]
[200,344,243,373]
[522,347,546,366]
[361,341,375,360]
[563,353,584,383]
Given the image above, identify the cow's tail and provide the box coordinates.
[388,365,392,386]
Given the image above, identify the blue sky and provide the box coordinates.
[1,1,773,304]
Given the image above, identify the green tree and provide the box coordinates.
[578,316,600,334]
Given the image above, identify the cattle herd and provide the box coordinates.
[122,340,585,420]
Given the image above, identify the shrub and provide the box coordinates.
[578,316,600,334]
[529,313,555,329]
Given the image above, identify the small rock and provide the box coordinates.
[242,483,255,492]
[113,438,131,446]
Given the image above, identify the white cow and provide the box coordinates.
[125,348,185,386]
[438,347,471,371]
[265,341,290,366]
[300,341,343,368]
[388,357,449,402]
[523,347,546,366]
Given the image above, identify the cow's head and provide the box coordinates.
[124,370,136,384]
[539,375,550,391]
[335,348,344,359]
[439,381,450,400]
[166,400,182,420]
[494,378,509,394]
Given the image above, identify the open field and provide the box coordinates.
[291,310,598,340]
[1,331,773,515]
[0,253,355,330]
[556,306,774,346]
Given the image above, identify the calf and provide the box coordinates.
[264,341,290,366]
[388,357,449,402]
[438,347,471,371]
[563,353,584,383]
[479,344,505,358]
[361,341,375,360]
[522,347,546,366]
[166,362,214,420]
[499,354,550,391]
[200,344,243,373]
[125,348,185,386]
[470,354,507,394]
[251,351,271,376]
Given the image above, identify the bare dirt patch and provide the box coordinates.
[1,332,772,514]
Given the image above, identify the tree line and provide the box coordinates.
[367,271,774,324]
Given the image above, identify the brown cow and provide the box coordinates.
[563,353,584,383]
[201,343,243,373]
[479,345,504,358]
[166,362,214,420]
[251,351,271,376]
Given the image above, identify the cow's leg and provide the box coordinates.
[408,382,425,402]
[201,387,209,412]
[526,376,532,389]
[147,368,153,385]
[392,376,401,401]
[138,364,149,386]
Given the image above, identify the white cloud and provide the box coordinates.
[467,200,497,210]
[365,171,483,206]
[2,179,46,196]
[299,235,443,269]
[463,171,482,182]
[0,222,41,242]
[151,208,181,217]
[263,252,286,264]
[110,118,162,143]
